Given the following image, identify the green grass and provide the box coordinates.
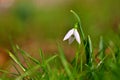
[0,40,120,80]
[0,10,120,80]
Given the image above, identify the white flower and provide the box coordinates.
[63,28,81,44]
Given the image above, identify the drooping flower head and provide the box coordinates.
[63,26,81,44]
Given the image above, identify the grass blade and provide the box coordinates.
[8,51,26,72]
[58,46,73,80]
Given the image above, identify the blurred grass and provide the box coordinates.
[0,41,120,80]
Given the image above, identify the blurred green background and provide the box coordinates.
[0,0,120,79]
[0,0,120,48]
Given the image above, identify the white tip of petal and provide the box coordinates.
[68,36,75,44]
[74,29,81,44]
[63,28,74,41]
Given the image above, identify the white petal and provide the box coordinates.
[74,29,81,44]
[63,28,74,41]
[68,36,75,44]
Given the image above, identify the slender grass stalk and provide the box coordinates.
[58,46,73,80]
[46,55,58,64]
[8,51,26,72]
[13,64,21,75]
[80,53,83,72]
[39,49,44,61]
[98,36,106,60]
[18,48,40,64]
[0,70,18,76]
[96,55,107,69]
[84,35,93,66]
[108,46,116,63]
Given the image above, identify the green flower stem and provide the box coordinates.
[70,10,85,40]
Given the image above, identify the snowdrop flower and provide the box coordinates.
[63,28,81,44]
